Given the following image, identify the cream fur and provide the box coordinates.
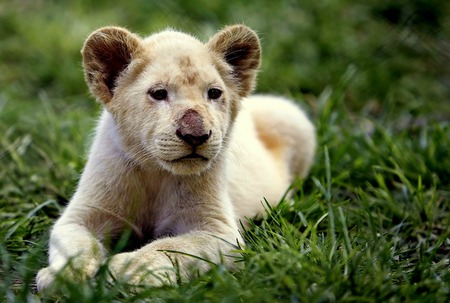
[36,25,316,291]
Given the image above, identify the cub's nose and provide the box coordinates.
[176,130,211,147]
[176,109,211,147]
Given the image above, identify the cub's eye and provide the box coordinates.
[148,89,168,101]
[208,88,222,100]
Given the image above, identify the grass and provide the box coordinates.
[1,0,449,302]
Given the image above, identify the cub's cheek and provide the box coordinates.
[141,124,164,146]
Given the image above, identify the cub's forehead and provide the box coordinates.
[141,30,207,55]
[138,30,223,85]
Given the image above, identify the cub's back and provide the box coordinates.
[227,95,316,223]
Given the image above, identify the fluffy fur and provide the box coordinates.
[36,25,316,291]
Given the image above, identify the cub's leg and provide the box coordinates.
[35,220,107,291]
[35,141,143,291]
[245,95,316,179]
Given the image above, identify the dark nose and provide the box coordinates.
[176,130,211,147]
[176,109,211,147]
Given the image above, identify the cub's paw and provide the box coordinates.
[36,267,56,292]
[36,261,99,292]
[107,252,175,288]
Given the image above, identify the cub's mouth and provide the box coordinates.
[172,152,209,162]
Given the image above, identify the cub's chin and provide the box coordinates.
[158,156,214,176]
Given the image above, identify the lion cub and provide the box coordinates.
[36,25,316,290]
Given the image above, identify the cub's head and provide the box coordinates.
[82,25,260,175]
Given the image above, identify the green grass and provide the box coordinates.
[1,1,449,302]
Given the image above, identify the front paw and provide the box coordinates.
[36,267,56,292]
[36,260,99,292]
[108,252,174,287]
[107,252,135,275]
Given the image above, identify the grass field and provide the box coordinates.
[1,1,449,302]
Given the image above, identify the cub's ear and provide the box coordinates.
[208,25,261,97]
[81,26,142,103]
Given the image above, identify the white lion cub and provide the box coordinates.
[36,25,316,290]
